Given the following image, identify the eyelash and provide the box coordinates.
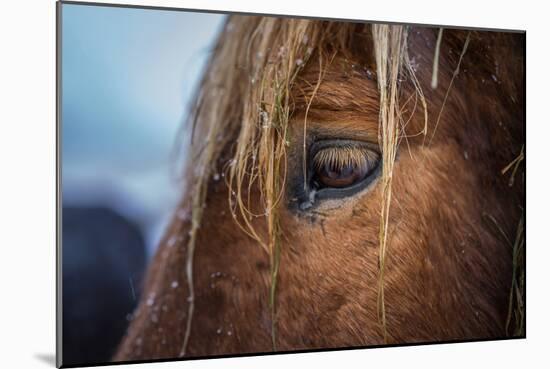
[312,146,379,174]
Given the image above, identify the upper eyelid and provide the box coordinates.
[309,139,380,152]
[303,119,379,143]
[309,131,378,145]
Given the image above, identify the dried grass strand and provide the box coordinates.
[372,24,408,343]
[179,18,426,352]
[505,212,525,336]
[431,28,444,89]
[428,32,471,145]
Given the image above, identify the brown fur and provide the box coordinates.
[114,18,525,361]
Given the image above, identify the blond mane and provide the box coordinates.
[180,16,423,355]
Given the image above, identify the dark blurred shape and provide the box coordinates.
[62,206,147,366]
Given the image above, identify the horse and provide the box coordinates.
[114,15,525,361]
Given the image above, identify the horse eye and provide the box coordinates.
[311,144,380,190]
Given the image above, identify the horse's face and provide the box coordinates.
[192,32,517,349]
[115,26,523,360]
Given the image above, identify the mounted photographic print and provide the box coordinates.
[57,1,526,367]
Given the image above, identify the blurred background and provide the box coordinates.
[61,4,226,365]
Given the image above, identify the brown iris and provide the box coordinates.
[312,146,379,189]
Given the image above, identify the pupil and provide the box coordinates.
[316,162,364,188]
